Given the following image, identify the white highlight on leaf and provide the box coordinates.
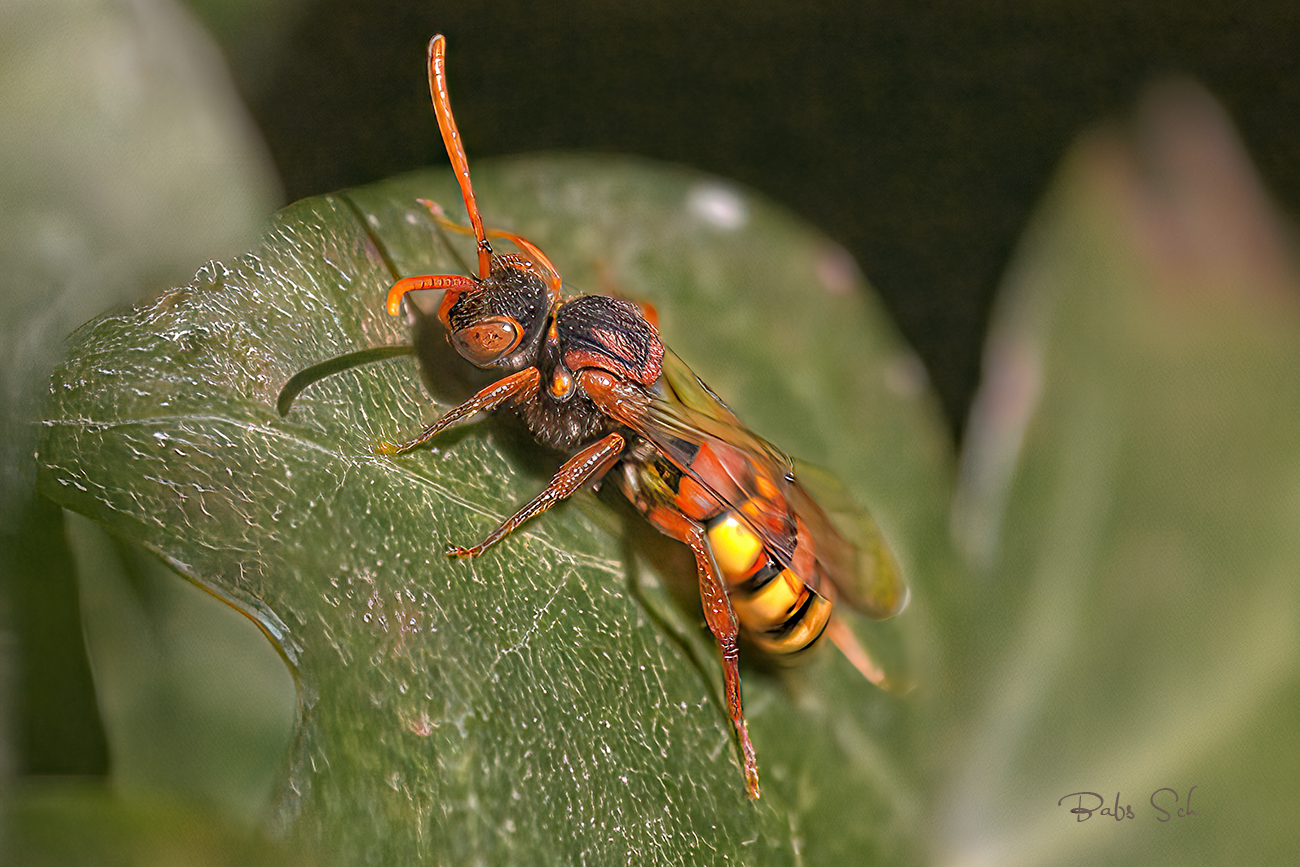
[686,183,749,231]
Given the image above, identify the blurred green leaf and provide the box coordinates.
[8,781,302,867]
[0,0,281,791]
[37,157,952,865]
[937,82,1300,866]
[65,510,297,825]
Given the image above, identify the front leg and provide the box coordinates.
[376,366,541,456]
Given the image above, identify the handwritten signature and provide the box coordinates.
[1057,786,1198,823]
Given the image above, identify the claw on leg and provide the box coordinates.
[375,367,541,456]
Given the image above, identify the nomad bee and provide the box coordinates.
[282,34,908,799]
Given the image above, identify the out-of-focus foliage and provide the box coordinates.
[2,0,286,861]
[933,81,1300,867]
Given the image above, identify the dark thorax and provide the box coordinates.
[525,294,664,453]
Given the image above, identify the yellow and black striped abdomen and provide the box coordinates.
[621,440,835,657]
[704,510,833,655]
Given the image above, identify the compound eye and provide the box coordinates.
[450,316,522,365]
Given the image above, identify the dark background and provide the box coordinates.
[218,0,1300,438]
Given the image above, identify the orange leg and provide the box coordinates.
[647,506,761,799]
[825,615,889,690]
[376,367,540,456]
[448,431,626,557]
[825,616,911,695]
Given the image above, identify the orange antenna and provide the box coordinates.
[427,34,492,280]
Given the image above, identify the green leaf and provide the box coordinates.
[38,156,952,865]
[8,780,301,867]
[1,0,280,788]
[938,82,1300,866]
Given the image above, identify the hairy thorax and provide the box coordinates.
[515,385,618,453]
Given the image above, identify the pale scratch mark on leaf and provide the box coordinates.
[486,567,575,674]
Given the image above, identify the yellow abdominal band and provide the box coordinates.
[707,513,764,578]
[748,592,832,655]
[731,568,801,631]
[707,511,833,652]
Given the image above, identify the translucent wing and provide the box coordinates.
[646,351,794,498]
[627,350,907,620]
[786,460,908,619]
